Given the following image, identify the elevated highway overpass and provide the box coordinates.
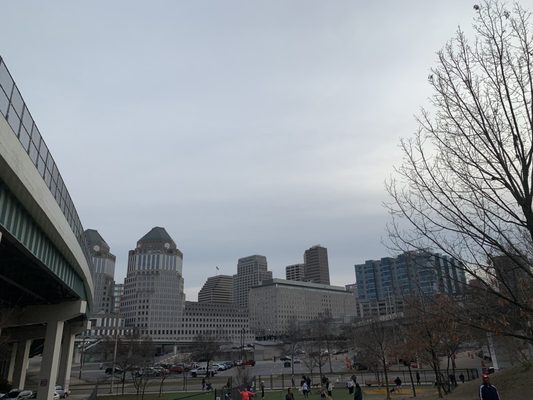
[0,56,93,400]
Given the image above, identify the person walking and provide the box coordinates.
[239,387,256,400]
[479,374,501,400]
[416,372,420,386]
[459,373,465,384]
[391,377,401,393]
[285,388,295,400]
[327,379,333,397]
[302,381,309,399]
[260,381,265,399]
[353,383,363,400]
[347,377,354,395]
[202,377,206,391]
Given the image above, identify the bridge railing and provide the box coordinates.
[0,56,92,265]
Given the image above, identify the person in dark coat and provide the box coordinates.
[353,383,363,400]
[479,374,501,400]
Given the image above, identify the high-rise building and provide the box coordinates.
[304,245,330,284]
[85,229,116,314]
[233,255,272,309]
[122,227,185,341]
[113,283,124,314]
[198,275,233,304]
[354,251,466,318]
[286,263,305,281]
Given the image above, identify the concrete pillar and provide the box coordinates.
[12,339,31,389]
[7,342,17,383]
[37,320,64,400]
[58,320,86,388]
[57,325,76,391]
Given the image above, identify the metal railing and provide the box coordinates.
[0,56,92,271]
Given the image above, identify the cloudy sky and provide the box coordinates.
[0,1,475,300]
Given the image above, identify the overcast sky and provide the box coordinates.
[0,1,475,300]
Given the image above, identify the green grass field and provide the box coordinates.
[97,385,439,400]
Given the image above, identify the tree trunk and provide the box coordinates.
[382,357,391,400]
[407,363,416,397]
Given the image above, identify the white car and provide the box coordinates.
[54,386,69,399]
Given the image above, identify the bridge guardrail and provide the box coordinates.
[0,56,92,268]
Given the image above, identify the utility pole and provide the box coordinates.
[110,320,120,394]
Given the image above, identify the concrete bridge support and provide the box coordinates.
[11,340,31,389]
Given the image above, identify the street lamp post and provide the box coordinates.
[78,334,86,379]
[110,319,120,394]
[240,328,245,365]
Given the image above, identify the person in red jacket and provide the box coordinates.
[479,374,501,400]
[239,388,256,400]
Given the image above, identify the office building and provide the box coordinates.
[248,279,357,336]
[304,245,330,284]
[198,275,233,304]
[354,251,466,318]
[113,283,124,315]
[122,227,185,341]
[233,255,272,308]
[286,263,305,281]
[177,301,253,344]
[85,229,116,314]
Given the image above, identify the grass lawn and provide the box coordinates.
[97,386,439,400]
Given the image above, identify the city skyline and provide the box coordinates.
[0,1,475,301]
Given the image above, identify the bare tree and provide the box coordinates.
[190,333,223,377]
[401,296,471,398]
[113,335,155,395]
[283,319,303,380]
[303,311,338,381]
[353,318,396,400]
[387,0,533,343]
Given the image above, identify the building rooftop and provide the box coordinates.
[138,226,174,243]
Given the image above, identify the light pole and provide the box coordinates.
[240,328,245,365]
[110,319,120,394]
[78,334,86,379]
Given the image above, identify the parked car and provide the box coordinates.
[279,356,291,361]
[213,364,226,371]
[169,364,185,373]
[105,367,123,375]
[223,361,233,369]
[190,366,216,377]
[242,360,255,366]
[0,390,33,400]
[54,386,69,399]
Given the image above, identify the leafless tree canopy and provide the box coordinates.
[387,0,533,341]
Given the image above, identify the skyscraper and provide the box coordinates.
[85,229,116,314]
[286,263,305,281]
[304,245,330,284]
[233,255,272,308]
[198,275,234,304]
[123,227,185,340]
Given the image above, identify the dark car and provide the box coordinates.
[242,360,256,366]
[105,367,123,375]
